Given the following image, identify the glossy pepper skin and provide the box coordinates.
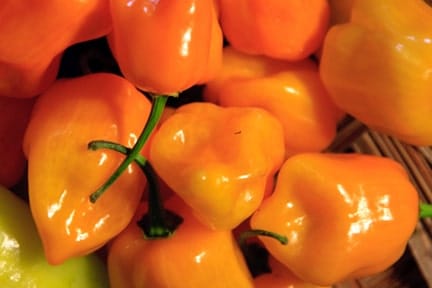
[320,0,432,146]
[108,196,254,288]
[0,96,35,188]
[251,153,419,286]
[217,0,330,61]
[0,185,109,287]
[0,0,111,98]
[203,46,341,156]
[149,102,285,229]
[23,73,150,265]
[108,0,223,94]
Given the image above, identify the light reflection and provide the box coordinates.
[283,86,299,95]
[347,188,373,238]
[337,184,353,204]
[173,130,186,143]
[180,28,193,57]
[75,229,89,242]
[128,133,138,147]
[194,251,206,264]
[47,189,68,218]
[98,152,108,166]
[376,194,393,221]
[65,210,75,236]
[0,232,19,252]
[237,173,251,180]
[93,214,110,231]
[188,2,196,14]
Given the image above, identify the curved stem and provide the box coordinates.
[88,140,182,238]
[420,203,432,218]
[89,94,169,203]
[239,229,288,248]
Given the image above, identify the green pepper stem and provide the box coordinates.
[239,229,288,248]
[89,94,169,203]
[419,203,432,218]
[87,140,182,238]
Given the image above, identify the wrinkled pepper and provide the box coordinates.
[108,0,223,94]
[320,0,432,145]
[203,46,341,156]
[0,0,111,98]
[149,102,285,229]
[0,96,35,188]
[0,185,109,287]
[217,0,330,60]
[108,196,254,288]
[23,73,151,264]
[251,153,419,286]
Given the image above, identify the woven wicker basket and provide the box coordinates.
[330,118,432,288]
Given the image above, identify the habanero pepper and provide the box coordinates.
[108,195,254,288]
[250,153,419,286]
[0,96,35,188]
[23,73,151,265]
[0,185,108,287]
[0,0,111,98]
[203,46,341,156]
[217,0,330,61]
[149,102,285,230]
[320,0,432,146]
[108,0,223,94]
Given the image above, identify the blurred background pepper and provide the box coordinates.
[108,0,223,94]
[217,0,330,61]
[0,0,111,98]
[320,0,432,145]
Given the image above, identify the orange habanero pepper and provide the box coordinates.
[149,102,285,230]
[0,96,35,188]
[108,196,254,288]
[0,0,111,98]
[108,0,223,94]
[217,0,330,61]
[23,73,150,264]
[320,0,432,145]
[251,153,419,286]
[203,46,341,157]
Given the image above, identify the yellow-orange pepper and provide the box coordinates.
[217,0,330,60]
[108,0,223,94]
[320,0,432,145]
[23,73,150,264]
[251,153,419,286]
[108,196,254,288]
[149,102,285,229]
[203,46,341,156]
[0,0,111,98]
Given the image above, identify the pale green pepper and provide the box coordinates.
[0,185,109,287]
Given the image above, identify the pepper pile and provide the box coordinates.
[0,0,431,287]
